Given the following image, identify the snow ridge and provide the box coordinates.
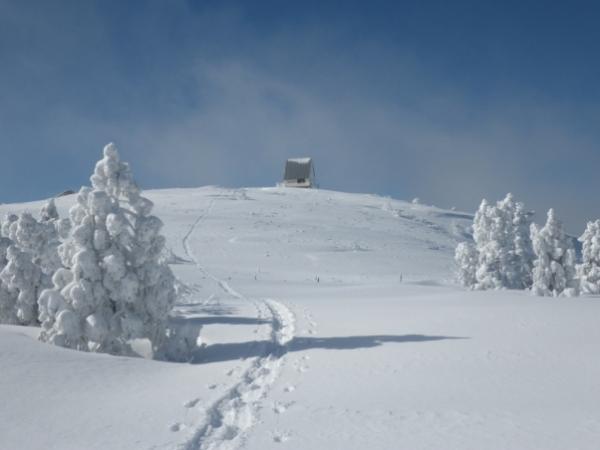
[179,200,296,450]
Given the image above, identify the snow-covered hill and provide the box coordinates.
[2,187,600,450]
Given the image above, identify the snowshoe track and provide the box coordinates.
[179,200,296,450]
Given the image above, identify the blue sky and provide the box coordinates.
[1,0,599,232]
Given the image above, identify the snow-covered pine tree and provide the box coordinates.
[530,209,578,297]
[455,242,478,287]
[0,244,42,324]
[39,143,176,356]
[472,197,512,289]
[471,199,497,288]
[577,220,600,294]
[7,212,62,288]
[55,217,72,241]
[1,214,17,238]
[495,193,519,287]
[0,204,67,326]
[509,199,534,289]
[0,212,56,325]
[40,198,59,222]
[458,193,534,290]
[0,237,19,324]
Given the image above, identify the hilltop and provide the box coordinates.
[1,187,599,450]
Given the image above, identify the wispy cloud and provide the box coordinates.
[1,1,598,232]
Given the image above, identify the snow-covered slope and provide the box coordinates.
[1,187,600,450]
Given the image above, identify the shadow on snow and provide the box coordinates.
[169,315,270,327]
[190,334,467,365]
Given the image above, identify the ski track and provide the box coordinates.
[179,197,296,450]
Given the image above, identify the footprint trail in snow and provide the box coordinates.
[178,200,297,450]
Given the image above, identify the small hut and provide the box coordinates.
[282,157,316,188]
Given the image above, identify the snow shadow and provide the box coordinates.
[174,303,238,316]
[435,212,474,220]
[169,315,271,327]
[190,334,467,364]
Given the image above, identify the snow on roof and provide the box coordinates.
[287,157,312,164]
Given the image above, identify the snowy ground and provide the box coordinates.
[2,186,600,450]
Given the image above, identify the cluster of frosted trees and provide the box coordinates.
[0,144,177,358]
[456,193,600,297]
[0,202,65,325]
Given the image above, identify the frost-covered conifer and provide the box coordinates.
[577,220,600,294]
[0,212,54,325]
[470,199,493,287]
[0,205,65,325]
[0,244,42,324]
[55,217,72,241]
[0,237,18,324]
[1,214,17,238]
[531,209,578,297]
[458,194,534,290]
[40,199,59,222]
[509,199,534,289]
[472,198,510,289]
[455,242,478,287]
[39,143,176,356]
[7,212,62,286]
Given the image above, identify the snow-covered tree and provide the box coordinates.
[40,199,59,222]
[1,214,17,238]
[0,202,68,326]
[531,209,578,297]
[457,193,534,290]
[55,217,72,241]
[472,198,510,289]
[7,212,62,287]
[0,201,69,326]
[455,242,478,287]
[0,211,58,325]
[511,201,534,289]
[0,244,42,324]
[39,143,176,357]
[577,220,600,294]
[162,318,202,362]
[0,237,18,324]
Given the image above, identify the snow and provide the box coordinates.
[1,186,600,450]
[286,157,311,164]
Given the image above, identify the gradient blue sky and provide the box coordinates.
[1,0,599,231]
